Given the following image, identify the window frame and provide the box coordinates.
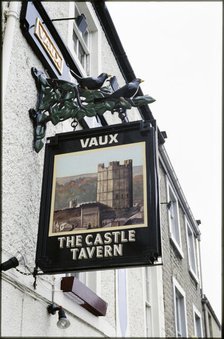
[208,312,213,337]
[72,18,90,74]
[166,178,184,258]
[66,271,97,294]
[144,267,153,337]
[116,269,129,337]
[173,277,188,338]
[67,2,100,77]
[193,304,203,337]
[185,217,199,283]
[67,2,102,128]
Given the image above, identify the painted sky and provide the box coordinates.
[55,142,145,177]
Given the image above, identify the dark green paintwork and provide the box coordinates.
[30,67,155,152]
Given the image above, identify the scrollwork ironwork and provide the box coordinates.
[29,67,155,152]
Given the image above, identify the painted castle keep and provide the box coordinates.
[51,158,144,233]
[97,160,133,209]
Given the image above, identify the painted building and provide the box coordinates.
[1,1,221,338]
[97,160,133,209]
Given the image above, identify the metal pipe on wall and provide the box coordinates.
[2,2,20,106]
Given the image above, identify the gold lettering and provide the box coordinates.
[38,24,46,41]
[104,232,112,244]
[66,236,75,248]
[58,237,66,248]
[104,245,113,257]
[85,234,93,246]
[121,231,128,243]
[34,18,63,74]
[86,247,95,258]
[128,229,136,242]
[112,231,120,243]
[114,244,123,256]
[78,248,88,259]
[94,233,103,245]
[96,246,103,258]
[76,235,83,247]
[70,248,79,260]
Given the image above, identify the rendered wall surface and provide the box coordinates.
[1,2,122,337]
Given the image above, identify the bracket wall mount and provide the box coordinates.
[29,67,155,152]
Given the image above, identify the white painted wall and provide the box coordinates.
[1,1,164,337]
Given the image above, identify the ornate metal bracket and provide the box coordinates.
[29,67,155,152]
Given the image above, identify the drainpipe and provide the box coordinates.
[202,295,208,338]
[198,235,208,337]
[197,233,203,293]
[2,2,20,106]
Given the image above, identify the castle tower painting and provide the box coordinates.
[97,160,133,209]
[49,142,147,236]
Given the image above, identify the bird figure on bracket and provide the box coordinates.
[70,69,111,90]
[95,78,144,102]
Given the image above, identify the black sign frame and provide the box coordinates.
[35,121,161,274]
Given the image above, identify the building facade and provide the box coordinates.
[202,294,222,338]
[1,1,221,338]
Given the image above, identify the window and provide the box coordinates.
[67,2,102,128]
[67,271,97,293]
[145,267,152,337]
[143,265,165,337]
[68,3,100,76]
[173,277,188,337]
[193,305,203,337]
[72,5,90,73]
[185,218,199,281]
[116,269,129,337]
[208,312,213,337]
[166,179,183,257]
[72,27,90,74]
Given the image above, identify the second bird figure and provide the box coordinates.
[70,69,111,90]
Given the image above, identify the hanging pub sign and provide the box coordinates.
[35,121,161,274]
